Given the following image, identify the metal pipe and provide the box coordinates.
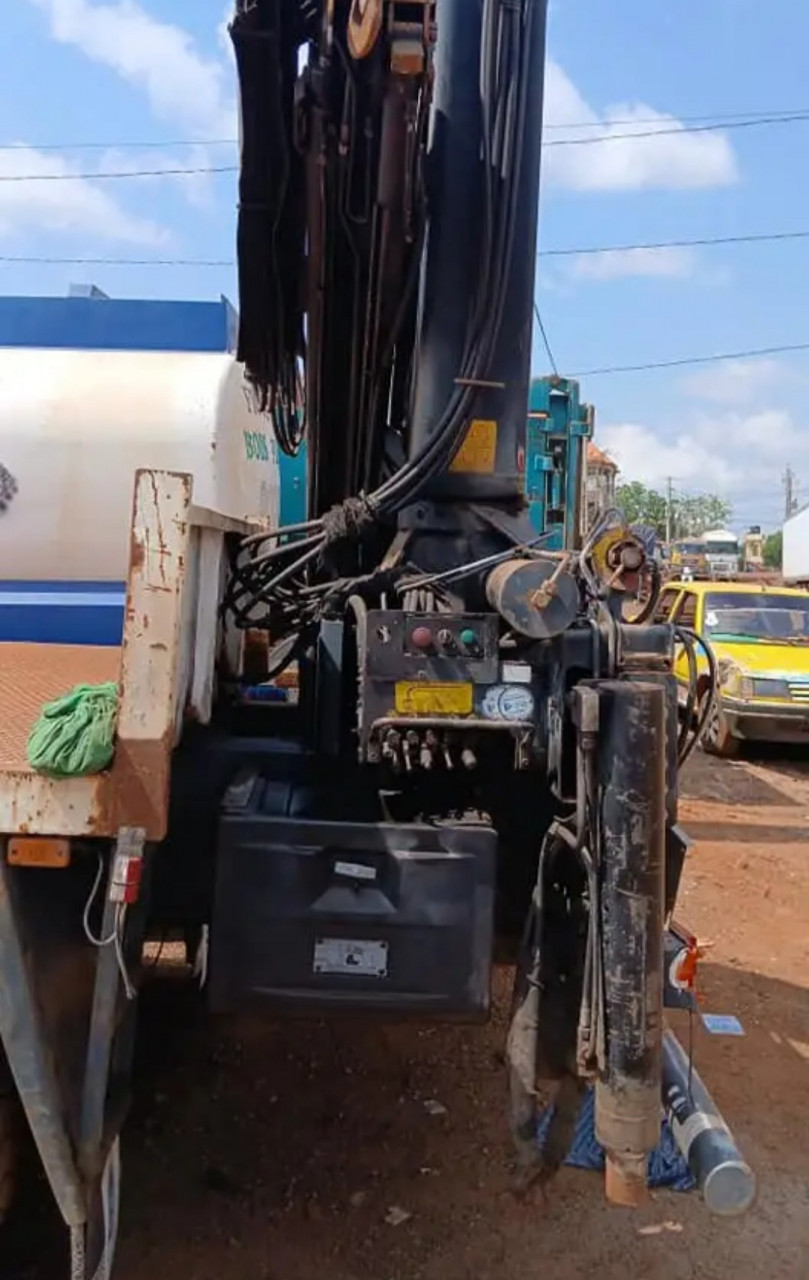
[662,1029,756,1217]
[0,856,87,1228]
[594,680,666,1207]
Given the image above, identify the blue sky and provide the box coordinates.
[3,0,809,532]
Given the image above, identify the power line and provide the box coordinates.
[533,301,558,375]
[12,225,809,270]
[0,255,233,266]
[540,228,809,258]
[3,244,804,386]
[2,106,809,178]
[3,108,803,151]
[543,106,809,131]
[542,110,809,148]
[0,165,237,183]
[0,138,237,153]
[572,341,809,378]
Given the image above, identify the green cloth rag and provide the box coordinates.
[27,682,119,779]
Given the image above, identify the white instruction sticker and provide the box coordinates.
[313,937,388,978]
[705,610,718,628]
[501,662,532,684]
[334,860,377,882]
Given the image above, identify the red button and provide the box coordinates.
[410,626,432,649]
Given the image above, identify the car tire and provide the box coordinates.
[701,696,740,759]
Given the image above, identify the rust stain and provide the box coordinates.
[91,731,173,840]
[129,535,146,573]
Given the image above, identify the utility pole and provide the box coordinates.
[665,476,674,544]
[784,466,798,520]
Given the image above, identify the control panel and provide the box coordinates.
[363,611,500,683]
[356,609,540,770]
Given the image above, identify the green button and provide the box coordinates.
[460,628,478,647]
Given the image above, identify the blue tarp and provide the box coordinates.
[536,1086,694,1191]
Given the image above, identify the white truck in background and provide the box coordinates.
[782,505,809,586]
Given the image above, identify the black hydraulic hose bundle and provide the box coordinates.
[231,1,308,455]
[674,625,718,765]
[227,0,539,634]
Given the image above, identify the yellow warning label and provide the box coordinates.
[394,682,474,717]
[450,419,498,474]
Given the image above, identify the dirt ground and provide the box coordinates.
[9,747,809,1280]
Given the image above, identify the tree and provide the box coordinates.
[614,481,732,540]
[763,531,782,569]
[674,494,732,536]
[615,482,668,537]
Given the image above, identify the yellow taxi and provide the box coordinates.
[654,580,809,756]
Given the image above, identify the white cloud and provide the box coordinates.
[567,246,696,282]
[600,406,809,520]
[680,358,786,406]
[0,145,167,245]
[544,61,738,192]
[26,0,237,139]
[599,421,739,491]
[98,145,221,211]
[217,3,234,58]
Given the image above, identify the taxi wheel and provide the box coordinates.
[702,696,739,759]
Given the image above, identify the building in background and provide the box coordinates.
[743,526,764,571]
[584,441,618,530]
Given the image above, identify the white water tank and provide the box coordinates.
[0,347,281,582]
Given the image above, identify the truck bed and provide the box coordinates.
[0,470,199,841]
[0,642,120,775]
[0,469,263,841]
[0,639,130,838]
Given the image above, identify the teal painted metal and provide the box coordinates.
[525,375,593,549]
[280,379,593,542]
[278,446,307,527]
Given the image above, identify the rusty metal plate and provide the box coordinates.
[7,836,71,867]
[0,643,120,774]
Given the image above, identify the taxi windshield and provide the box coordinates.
[703,593,809,643]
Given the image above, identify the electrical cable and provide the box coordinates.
[82,851,137,1002]
[543,110,809,148]
[0,255,234,266]
[673,624,718,766]
[544,106,809,131]
[533,301,558,375]
[8,104,809,156]
[572,341,809,378]
[11,226,809,270]
[677,625,700,762]
[82,852,117,948]
[627,558,662,625]
[541,227,809,258]
[0,165,238,182]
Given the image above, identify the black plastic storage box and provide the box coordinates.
[210,776,497,1020]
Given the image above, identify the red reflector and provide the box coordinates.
[109,853,144,905]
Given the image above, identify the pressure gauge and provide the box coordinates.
[481,684,535,722]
